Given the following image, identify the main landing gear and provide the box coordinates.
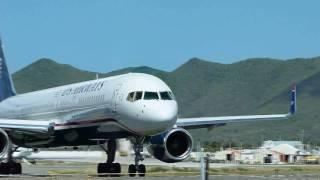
[128,137,146,177]
[0,162,21,175]
[97,137,147,177]
[97,139,121,177]
[0,145,22,175]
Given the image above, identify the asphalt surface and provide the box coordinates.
[0,163,317,180]
[1,155,320,179]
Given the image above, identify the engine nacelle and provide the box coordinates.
[0,128,10,158]
[148,128,193,163]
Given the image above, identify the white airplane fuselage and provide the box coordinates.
[0,73,178,147]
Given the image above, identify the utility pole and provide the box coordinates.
[299,129,304,145]
[197,139,201,161]
[200,155,209,180]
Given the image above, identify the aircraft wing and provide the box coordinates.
[0,119,54,134]
[176,85,296,129]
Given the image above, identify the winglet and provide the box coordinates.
[290,84,297,115]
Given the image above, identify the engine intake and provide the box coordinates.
[148,128,193,163]
[0,128,9,158]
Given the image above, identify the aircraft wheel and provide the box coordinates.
[0,163,4,174]
[16,163,22,174]
[138,164,146,177]
[9,163,22,174]
[0,163,9,174]
[110,163,121,177]
[128,164,136,177]
[98,163,121,177]
[97,163,108,176]
[0,162,21,175]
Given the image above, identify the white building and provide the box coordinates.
[261,140,305,163]
[210,140,305,164]
[262,140,304,151]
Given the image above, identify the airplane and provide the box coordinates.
[0,38,296,177]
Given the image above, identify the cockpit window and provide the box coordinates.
[135,91,143,101]
[169,92,175,100]
[128,91,174,102]
[127,92,135,102]
[127,91,143,102]
[160,91,173,100]
[144,92,159,100]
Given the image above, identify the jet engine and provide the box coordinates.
[0,128,10,158]
[148,128,193,163]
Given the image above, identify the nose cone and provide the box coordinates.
[152,102,177,124]
[142,101,178,135]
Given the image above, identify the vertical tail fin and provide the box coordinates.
[290,84,297,115]
[0,38,16,101]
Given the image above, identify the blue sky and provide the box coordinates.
[1,0,320,73]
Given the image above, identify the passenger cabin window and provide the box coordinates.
[144,92,159,100]
[160,91,173,100]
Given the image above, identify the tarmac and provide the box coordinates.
[2,154,320,179]
[0,162,318,180]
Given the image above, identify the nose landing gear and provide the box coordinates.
[128,137,146,177]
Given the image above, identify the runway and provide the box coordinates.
[0,161,318,180]
[3,152,320,179]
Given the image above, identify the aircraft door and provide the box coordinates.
[112,83,123,113]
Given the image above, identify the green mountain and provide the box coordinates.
[11,57,320,146]
[13,59,98,92]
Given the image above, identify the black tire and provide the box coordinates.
[9,163,21,174]
[0,163,3,174]
[1,163,9,175]
[0,163,4,174]
[138,164,146,177]
[110,163,121,177]
[128,164,136,177]
[97,163,104,174]
[115,163,121,175]
[97,163,108,177]
[16,163,22,174]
